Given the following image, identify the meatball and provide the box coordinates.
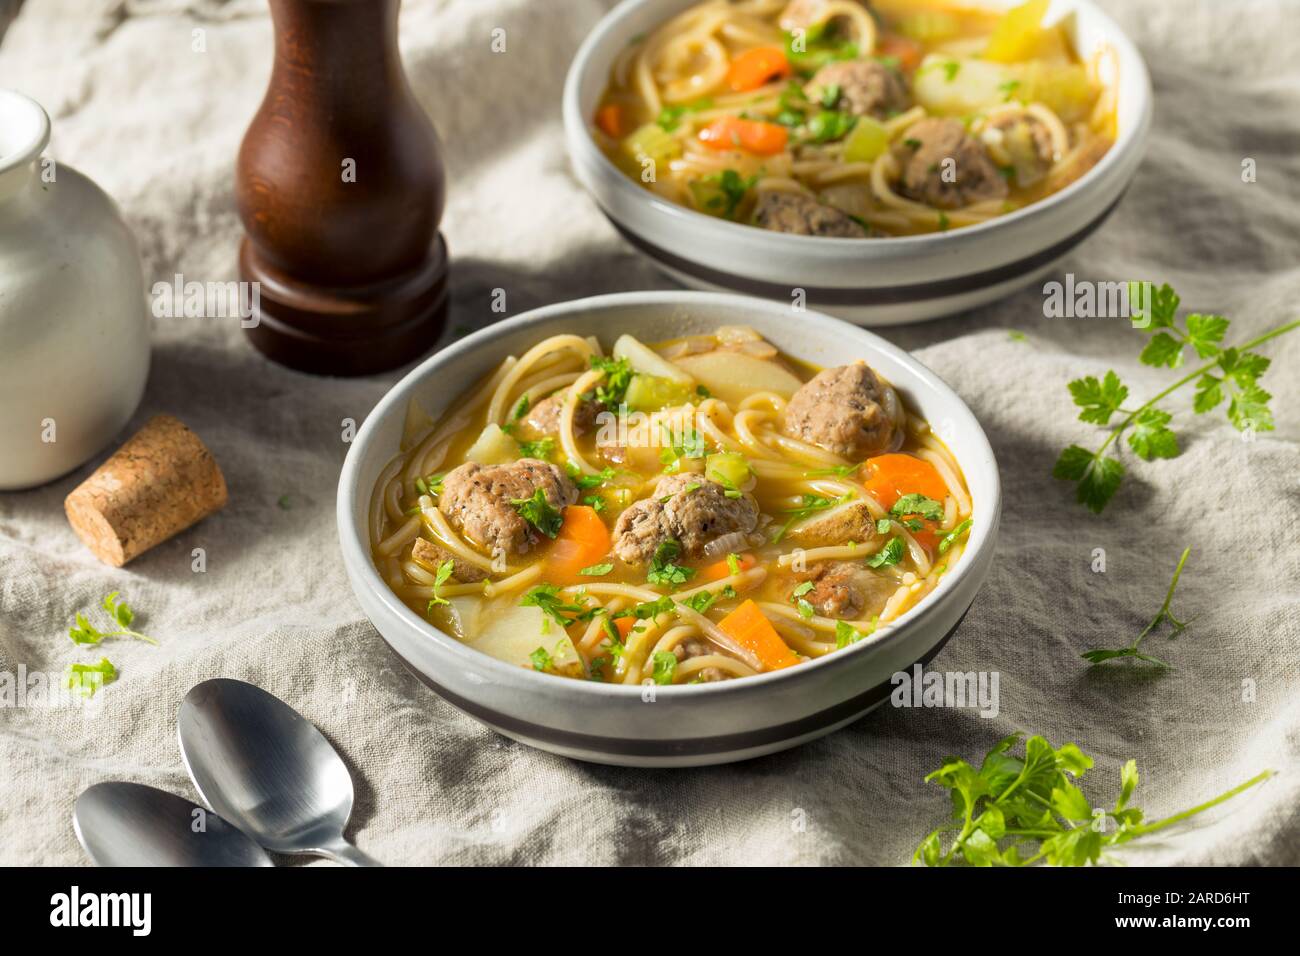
[411,536,487,583]
[894,117,1008,209]
[806,60,908,119]
[672,638,728,682]
[612,474,759,565]
[753,192,867,238]
[798,561,896,619]
[981,113,1055,188]
[782,362,898,459]
[438,459,577,556]
[785,498,878,547]
[516,391,601,441]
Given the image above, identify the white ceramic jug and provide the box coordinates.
[0,89,150,489]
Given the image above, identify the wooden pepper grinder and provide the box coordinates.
[237,0,449,376]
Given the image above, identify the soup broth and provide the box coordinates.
[370,328,973,685]
[592,0,1116,237]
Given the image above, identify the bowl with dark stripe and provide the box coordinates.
[337,292,1000,766]
[562,0,1152,326]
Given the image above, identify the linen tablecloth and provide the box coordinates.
[1,0,1296,865]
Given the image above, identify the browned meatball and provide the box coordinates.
[982,113,1055,188]
[894,117,1008,209]
[798,561,896,619]
[806,60,909,119]
[753,192,867,238]
[515,391,601,441]
[411,536,487,583]
[438,459,577,556]
[782,363,898,459]
[612,474,759,565]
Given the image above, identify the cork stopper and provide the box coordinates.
[65,415,228,567]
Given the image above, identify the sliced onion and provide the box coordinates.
[700,530,752,562]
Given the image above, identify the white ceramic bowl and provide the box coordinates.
[563,0,1152,325]
[338,292,1000,766]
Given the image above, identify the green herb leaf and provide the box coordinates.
[529,647,553,671]
[66,657,117,697]
[579,562,614,577]
[510,488,565,539]
[1068,371,1128,425]
[646,539,696,588]
[517,436,556,461]
[1139,331,1184,369]
[867,537,905,568]
[651,651,678,685]
[1126,407,1179,461]
[1053,446,1124,514]
[891,493,944,521]
[937,518,973,554]
[1185,313,1229,358]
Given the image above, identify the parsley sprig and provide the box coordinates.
[1055,282,1299,513]
[510,488,565,538]
[68,592,156,646]
[1082,547,1190,668]
[915,732,1272,867]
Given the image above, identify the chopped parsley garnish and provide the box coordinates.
[660,425,707,471]
[835,620,870,648]
[583,494,606,513]
[511,394,531,421]
[685,589,721,613]
[69,592,157,646]
[510,488,565,538]
[529,647,553,671]
[646,539,696,587]
[726,552,742,576]
[819,82,841,108]
[66,657,117,697]
[701,169,758,219]
[806,109,856,144]
[425,559,455,614]
[937,518,973,554]
[414,473,445,497]
[579,562,614,577]
[651,651,678,685]
[566,462,615,489]
[613,594,676,622]
[891,494,944,522]
[867,536,906,568]
[516,436,555,461]
[656,97,713,132]
[520,584,592,628]
[590,355,633,409]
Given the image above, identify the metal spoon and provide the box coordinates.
[74,781,274,867]
[178,677,382,866]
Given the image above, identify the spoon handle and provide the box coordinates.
[320,839,384,867]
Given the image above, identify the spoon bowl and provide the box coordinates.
[178,678,380,866]
[74,781,274,867]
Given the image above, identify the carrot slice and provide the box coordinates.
[717,599,799,672]
[700,552,756,582]
[860,453,949,512]
[876,34,923,72]
[614,616,637,640]
[726,45,792,92]
[596,104,623,138]
[698,116,789,155]
[544,506,611,585]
